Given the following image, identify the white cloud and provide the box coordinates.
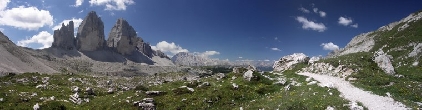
[0,6,53,30]
[271,47,281,51]
[321,42,339,51]
[351,23,358,28]
[295,16,327,32]
[238,57,243,59]
[338,16,353,26]
[0,0,10,10]
[17,31,53,49]
[313,8,318,13]
[264,59,270,61]
[195,51,220,57]
[78,10,84,13]
[0,28,4,32]
[151,41,189,55]
[298,7,310,13]
[89,0,135,11]
[319,11,326,17]
[52,18,83,31]
[74,0,84,7]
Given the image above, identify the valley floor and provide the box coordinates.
[298,72,408,110]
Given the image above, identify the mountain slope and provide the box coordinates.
[0,32,57,74]
[293,10,422,108]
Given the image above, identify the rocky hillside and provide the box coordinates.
[0,32,57,74]
[273,10,422,108]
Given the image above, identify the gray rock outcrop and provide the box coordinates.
[76,11,106,51]
[52,21,76,50]
[243,70,253,81]
[373,49,395,75]
[107,18,139,55]
[273,53,309,72]
[136,41,154,58]
[329,32,375,57]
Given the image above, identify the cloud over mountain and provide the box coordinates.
[151,41,189,55]
[321,42,339,51]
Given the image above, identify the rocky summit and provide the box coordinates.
[76,11,106,51]
[52,21,76,50]
[107,18,139,55]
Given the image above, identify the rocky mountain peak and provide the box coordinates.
[107,18,139,55]
[52,21,76,50]
[76,11,106,51]
[0,31,12,44]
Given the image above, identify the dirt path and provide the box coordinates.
[298,72,408,110]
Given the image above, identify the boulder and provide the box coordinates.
[215,73,225,80]
[33,103,40,110]
[146,91,166,96]
[107,88,114,94]
[273,53,309,72]
[243,70,253,81]
[107,18,139,55]
[71,86,80,93]
[85,87,94,95]
[373,49,395,75]
[134,98,156,110]
[76,11,106,51]
[232,83,238,89]
[69,93,82,105]
[52,21,76,50]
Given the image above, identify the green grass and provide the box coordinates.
[0,67,357,109]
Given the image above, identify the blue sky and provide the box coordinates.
[1,0,422,61]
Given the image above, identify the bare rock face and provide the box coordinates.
[373,49,395,75]
[107,18,139,55]
[153,50,169,59]
[76,11,106,51]
[136,41,154,58]
[273,53,309,72]
[52,21,75,50]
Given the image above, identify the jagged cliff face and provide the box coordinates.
[76,11,106,51]
[107,18,139,55]
[52,21,76,50]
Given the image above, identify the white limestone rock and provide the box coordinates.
[243,70,253,81]
[33,103,40,110]
[308,56,321,64]
[373,49,395,75]
[409,43,422,58]
[273,53,309,72]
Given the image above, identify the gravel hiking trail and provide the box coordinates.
[298,72,408,110]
